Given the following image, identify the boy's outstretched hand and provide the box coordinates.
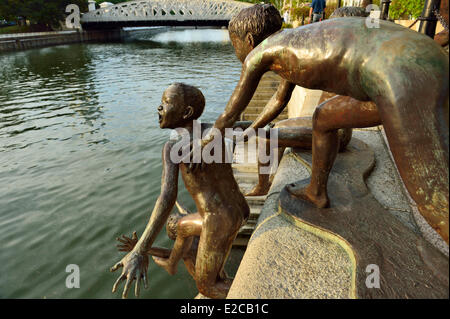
[116,232,138,252]
[111,232,149,299]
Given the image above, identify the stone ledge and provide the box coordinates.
[227,130,448,299]
[227,150,353,298]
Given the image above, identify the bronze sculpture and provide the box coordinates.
[116,202,200,279]
[434,0,449,49]
[191,4,449,243]
[110,83,250,299]
[245,114,352,196]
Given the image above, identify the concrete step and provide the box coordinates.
[245,195,267,205]
[239,223,257,236]
[244,218,258,226]
[234,203,264,242]
[241,113,289,122]
[249,205,263,220]
[233,163,258,173]
[252,92,276,100]
[233,236,250,247]
[254,85,279,91]
[243,110,289,117]
[260,74,281,82]
[237,182,255,194]
[248,98,279,105]
[233,153,259,167]
[234,171,259,184]
[239,70,286,125]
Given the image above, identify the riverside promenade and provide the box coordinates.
[0,29,126,52]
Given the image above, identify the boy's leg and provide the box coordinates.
[153,213,202,275]
[286,97,380,208]
[182,251,196,279]
[246,118,313,196]
[182,238,200,279]
[194,215,241,299]
[246,144,285,196]
[247,116,352,196]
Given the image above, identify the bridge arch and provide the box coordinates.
[81,0,253,29]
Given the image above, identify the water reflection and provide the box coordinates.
[150,28,230,43]
[0,28,242,298]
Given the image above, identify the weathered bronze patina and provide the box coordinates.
[110,83,249,299]
[196,5,449,243]
[433,0,449,48]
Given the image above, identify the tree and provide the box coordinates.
[0,1,22,21]
[0,0,88,27]
[389,0,425,19]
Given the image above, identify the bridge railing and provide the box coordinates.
[81,0,252,23]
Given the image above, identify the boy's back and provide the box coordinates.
[247,17,448,100]
[176,125,249,221]
[209,10,448,242]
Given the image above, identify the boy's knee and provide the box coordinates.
[312,106,328,132]
[177,219,191,237]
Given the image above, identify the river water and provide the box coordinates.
[0,28,243,298]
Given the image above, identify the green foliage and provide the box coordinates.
[324,3,338,19]
[291,6,309,20]
[389,0,425,20]
[372,0,381,6]
[0,0,88,27]
[0,24,30,34]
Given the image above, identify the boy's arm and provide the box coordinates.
[186,48,271,171]
[210,50,271,139]
[249,79,295,130]
[232,121,253,130]
[134,141,179,254]
[110,141,179,298]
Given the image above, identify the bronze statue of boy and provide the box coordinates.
[110,83,249,299]
[192,4,449,243]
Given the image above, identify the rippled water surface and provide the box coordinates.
[0,29,243,298]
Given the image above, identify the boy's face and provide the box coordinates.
[229,32,253,63]
[158,86,186,129]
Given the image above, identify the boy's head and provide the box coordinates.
[228,4,282,63]
[158,83,205,129]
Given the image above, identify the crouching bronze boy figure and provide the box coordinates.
[110,83,249,299]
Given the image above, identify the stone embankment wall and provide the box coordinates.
[0,30,124,53]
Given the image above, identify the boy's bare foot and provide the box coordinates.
[245,183,271,196]
[286,182,329,209]
[153,256,177,275]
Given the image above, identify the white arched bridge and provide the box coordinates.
[81,0,253,30]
